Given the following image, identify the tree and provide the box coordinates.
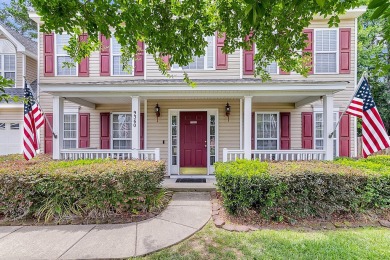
[357,6,390,134]
[0,0,37,39]
[0,77,17,102]
[21,0,361,81]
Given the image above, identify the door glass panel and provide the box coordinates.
[171,115,177,165]
[209,115,216,165]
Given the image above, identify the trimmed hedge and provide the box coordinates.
[0,155,166,222]
[215,158,390,221]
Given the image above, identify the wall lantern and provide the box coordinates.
[155,103,161,122]
[225,102,231,122]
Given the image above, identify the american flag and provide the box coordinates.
[346,77,390,158]
[23,82,44,160]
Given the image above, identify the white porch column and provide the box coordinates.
[132,96,140,152]
[323,94,334,161]
[244,96,252,159]
[52,96,64,160]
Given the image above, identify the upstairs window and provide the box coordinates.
[56,34,77,76]
[0,54,16,85]
[172,36,215,70]
[314,29,338,74]
[111,37,134,76]
[265,61,278,74]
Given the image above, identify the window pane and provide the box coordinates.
[4,72,15,82]
[113,55,132,75]
[10,123,19,130]
[315,140,324,150]
[316,30,337,52]
[265,62,277,74]
[112,37,121,54]
[113,140,132,149]
[56,34,71,55]
[57,56,76,75]
[316,53,337,73]
[257,140,277,150]
[206,36,214,69]
[63,140,77,149]
[3,55,15,71]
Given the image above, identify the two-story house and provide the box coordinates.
[0,23,37,155]
[30,7,365,177]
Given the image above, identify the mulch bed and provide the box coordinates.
[0,192,173,226]
[210,191,390,232]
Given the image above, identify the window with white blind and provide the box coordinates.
[265,61,278,74]
[56,34,77,76]
[314,112,338,157]
[112,113,132,149]
[256,113,279,150]
[171,36,215,70]
[0,54,16,86]
[314,29,338,74]
[63,113,78,149]
[111,37,134,76]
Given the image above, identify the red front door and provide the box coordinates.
[180,112,207,168]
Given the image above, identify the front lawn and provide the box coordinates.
[141,221,390,259]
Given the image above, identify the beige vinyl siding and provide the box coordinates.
[26,55,37,83]
[146,99,240,161]
[0,108,23,121]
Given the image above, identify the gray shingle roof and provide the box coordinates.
[1,80,37,104]
[0,22,37,56]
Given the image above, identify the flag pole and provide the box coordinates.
[328,74,366,138]
[24,77,57,139]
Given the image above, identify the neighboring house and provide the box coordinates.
[29,8,365,177]
[0,23,37,155]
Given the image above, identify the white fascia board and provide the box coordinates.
[28,13,41,24]
[313,6,367,20]
[0,25,26,52]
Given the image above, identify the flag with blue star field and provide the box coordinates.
[23,82,44,160]
[346,77,390,158]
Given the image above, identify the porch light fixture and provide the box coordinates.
[155,103,161,122]
[225,102,231,122]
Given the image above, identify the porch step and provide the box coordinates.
[162,178,216,192]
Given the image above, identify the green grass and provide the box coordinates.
[139,222,390,260]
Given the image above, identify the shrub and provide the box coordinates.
[0,155,166,222]
[215,158,389,221]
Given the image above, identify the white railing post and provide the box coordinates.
[223,148,228,162]
[155,148,160,161]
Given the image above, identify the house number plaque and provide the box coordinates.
[133,111,137,127]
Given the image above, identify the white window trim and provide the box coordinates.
[63,113,78,149]
[0,54,17,87]
[110,112,132,149]
[313,110,339,157]
[255,112,280,150]
[313,28,339,75]
[54,34,78,77]
[254,43,279,75]
[171,36,216,71]
[110,37,135,76]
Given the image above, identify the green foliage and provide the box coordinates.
[368,0,390,19]
[0,0,37,39]
[22,0,362,81]
[0,155,166,223]
[0,76,18,103]
[215,158,390,221]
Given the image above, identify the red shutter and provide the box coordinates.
[79,113,90,148]
[303,29,314,75]
[100,112,110,149]
[280,112,291,150]
[78,34,89,77]
[243,35,254,75]
[44,113,53,154]
[134,41,145,76]
[216,32,228,70]
[44,33,54,77]
[339,28,351,74]
[140,113,144,150]
[279,68,290,75]
[302,112,313,149]
[251,112,255,149]
[339,112,350,157]
[100,34,110,76]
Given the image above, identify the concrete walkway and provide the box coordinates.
[0,192,211,260]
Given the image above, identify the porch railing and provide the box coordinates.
[223,148,326,162]
[60,148,160,161]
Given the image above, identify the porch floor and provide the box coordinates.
[162,177,216,192]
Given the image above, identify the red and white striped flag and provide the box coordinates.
[23,82,44,160]
[346,77,390,157]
